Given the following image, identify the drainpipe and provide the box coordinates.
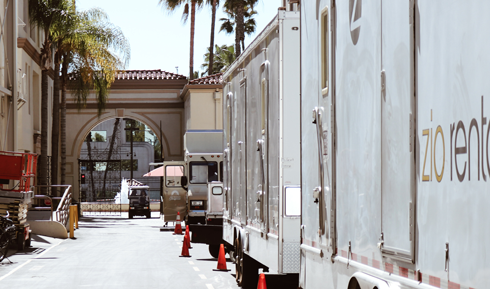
[214,89,220,129]
[11,0,17,151]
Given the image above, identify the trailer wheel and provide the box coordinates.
[235,237,243,285]
[227,248,235,263]
[129,212,133,219]
[208,244,220,258]
[25,236,31,248]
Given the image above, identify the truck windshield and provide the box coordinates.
[189,161,218,183]
[130,189,147,196]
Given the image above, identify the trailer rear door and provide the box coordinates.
[162,162,187,222]
[380,0,415,261]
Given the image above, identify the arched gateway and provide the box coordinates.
[65,70,188,201]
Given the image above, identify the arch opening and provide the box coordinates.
[78,117,163,203]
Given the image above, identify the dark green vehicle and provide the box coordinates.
[128,186,151,219]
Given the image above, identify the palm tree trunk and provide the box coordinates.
[102,118,120,196]
[39,69,49,195]
[190,1,196,79]
[51,52,61,196]
[60,54,68,186]
[86,133,96,202]
[235,1,244,57]
[208,0,217,75]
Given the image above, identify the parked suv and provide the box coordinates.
[128,186,151,219]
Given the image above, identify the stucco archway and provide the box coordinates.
[63,70,188,201]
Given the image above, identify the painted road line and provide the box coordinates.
[193,267,200,272]
[29,265,44,271]
[0,239,65,282]
[206,284,214,289]
[188,261,194,265]
[199,274,207,279]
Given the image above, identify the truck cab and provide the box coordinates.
[128,185,151,219]
[184,130,223,225]
[186,156,222,224]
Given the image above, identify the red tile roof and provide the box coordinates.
[68,69,186,81]
[116,69,186,80]
[188,73,223,85]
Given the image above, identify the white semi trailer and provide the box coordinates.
[222,6,301,288]
[299,1,490,289]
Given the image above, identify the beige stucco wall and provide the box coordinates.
[0,0,48,155]
[183,88,223,131]
[16,47,46,153]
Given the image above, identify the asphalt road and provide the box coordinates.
[0,213,240,289]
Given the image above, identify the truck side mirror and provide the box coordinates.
[181,176,188,187]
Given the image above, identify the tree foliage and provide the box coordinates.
[201,44,236,75]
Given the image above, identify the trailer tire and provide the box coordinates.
[129,212,133,219]
[235,237,243,285]
[209,244,220,258]
[25,236,31,248]
[235,237,259,288]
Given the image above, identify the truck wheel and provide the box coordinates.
[25,236,31,248]
[209,244,220,258]
[16,235,25,251]
[146,211,151,218]
[129,212,133,219]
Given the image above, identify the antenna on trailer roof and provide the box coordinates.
[175,66,179,74]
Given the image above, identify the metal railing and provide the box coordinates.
[33,185,72,227]
[54,185,72,226]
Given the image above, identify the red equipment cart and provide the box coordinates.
[0,151,38,250]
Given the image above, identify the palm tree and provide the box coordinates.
[49,2,79,196]
[59,8,130,187]
[201,44,235,75]
[206,0,219,75]
[29,0,71,194]
[220,0,257,56]
[159,0,203,80]
[85,132,96,201]
[102,118,120,197]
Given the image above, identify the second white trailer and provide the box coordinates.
[222,8,301,288]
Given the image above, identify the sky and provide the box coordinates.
[76,0,282,78]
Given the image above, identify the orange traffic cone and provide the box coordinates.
[213,244,231,271]
[173,212,183,235]
[180,234,191,257]
[185,225,192,249]
[257,273,267,289]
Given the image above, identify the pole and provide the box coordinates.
[130,121,133,181]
